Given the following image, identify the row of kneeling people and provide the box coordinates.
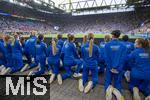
[0,31,150,100]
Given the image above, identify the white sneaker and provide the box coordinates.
[60,60,63,67]
[20,64,29,72]
[1,68,11,75]
[77,73,82,77]
[113,88,124,100]
[124,71,130,82]
[49,74,55,84]
[106,85,114,100]
[28,71,34,76]
[0,66,6,73]
[57,74,62,85]
[145,95,150,100]
[73,73,78,78]
[78,79,84,92]
[0,65,5,71]
[73,73,82,78]
[133,87,141,100]
[84,81,93,93]
[46,58,48,65]
[48,70,52,75]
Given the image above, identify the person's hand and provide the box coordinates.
[111,68,119,74]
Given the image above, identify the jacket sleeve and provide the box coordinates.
[81,46,84,60]
[117,45,127,72]
[0,44,6,59]
[104,44,111,69]
[72,44,79,59]
[43,43,47,57]
[46,46,50,57]
[104,43,111,70]
[96,46,100,62]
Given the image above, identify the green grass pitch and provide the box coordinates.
[22,33,139,39]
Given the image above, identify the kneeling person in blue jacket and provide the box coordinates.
[28,34,47,76]
[104,30,126,100]
[47,38,62,85]
[79,33,99,94]
[125,38,150,100]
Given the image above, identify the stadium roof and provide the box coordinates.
[0,0,149,16]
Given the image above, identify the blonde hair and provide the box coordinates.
[83,35,87,44]
[88,33,94,57]
[104,35,111,42]
[89,39,93,57]
[52,38,57,56]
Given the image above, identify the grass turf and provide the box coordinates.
[22,33,139,39]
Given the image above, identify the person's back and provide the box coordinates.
[104,30,127,99]
[63,42,78,62]
[57,39,64,49]
[12,39,22,54]
[132,48,150,71]
[128,48,150,80]
[126,38,150,100]
[35,41,46,57]
[105,39,126,71]
[81,42,99,67]
[47,44,61,60]
[57,34,64,49]
[0,39,6,65]
[99,41,107,57]
[25,36,37,56]
[122,35,134,54]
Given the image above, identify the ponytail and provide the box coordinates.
[143,38,150,53]
[137,38,150,53]
[4,35,10,47]
[88,33,94,57]
[89,39,93,57]
[52,39,57,56]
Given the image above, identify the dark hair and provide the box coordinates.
[87,33,94,57]
[14,34,18,39]
[38,34,44,41]
[111,30,121,38]
[37,34,44,44]
[68,34,75,42]
[20,37,25,44]
[122,35,129,41]
[57,34,62,39]
[137,38,150,53]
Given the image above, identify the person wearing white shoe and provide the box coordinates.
[61,35,82,81]
[47,38,62,85]
[133,87,141,100]
[106,85,113,100]
[80,33,99,94]
[127,38,150,100]
[145,95,150,100]
[104,30,126,98]
[78,79,84,92]
[112,88,124,100]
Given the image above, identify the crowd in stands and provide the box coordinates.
[62,12,139,34]
[0,16,57,34]
[0,12,149,35]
